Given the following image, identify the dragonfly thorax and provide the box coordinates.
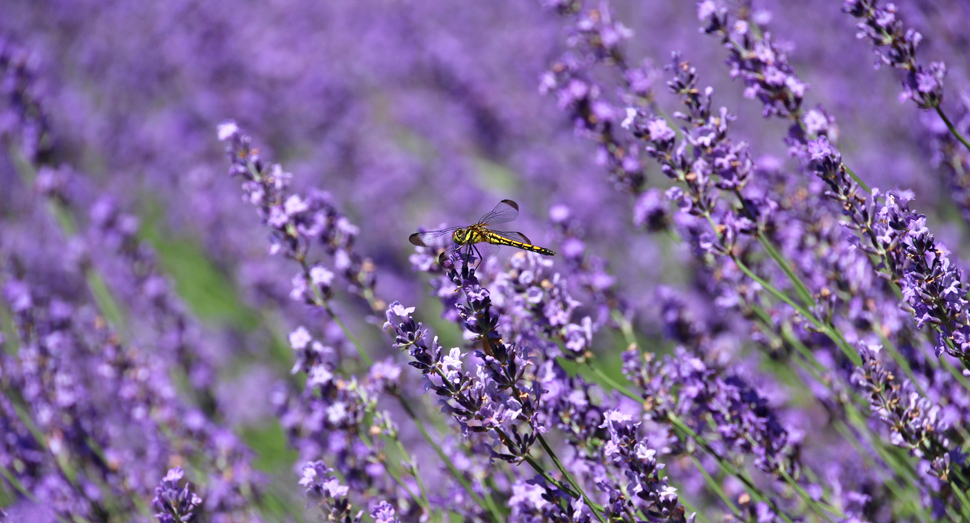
[452,226,487,245]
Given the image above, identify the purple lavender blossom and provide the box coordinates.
[370,500,401,523]
[632,188,671,232]
[384,289,541,462]
[300,461,361,522]
[599,409,694,522]
[852,343,960,482]
[842,0,946,110]
[0,279,262,521]
[843,0,970,257]
[220,121,380,313]
[0,38,50,163]
[152,467,203,523]
[869,188,970,363]
[401,253,698,521]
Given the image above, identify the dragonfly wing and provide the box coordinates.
[478,199,519,226]
[473,241,501,264]
[409,227,460,248]
[490,230,532,245]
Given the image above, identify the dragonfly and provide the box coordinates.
[409,199,556,266]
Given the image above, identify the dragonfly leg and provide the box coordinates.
[473,244,485,268]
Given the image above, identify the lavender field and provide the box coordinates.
[2,0,970,521]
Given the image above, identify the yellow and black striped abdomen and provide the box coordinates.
[484,231,556,256]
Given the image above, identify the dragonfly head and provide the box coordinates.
[452,228,469,245]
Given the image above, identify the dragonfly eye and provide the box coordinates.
[453,229,466,243]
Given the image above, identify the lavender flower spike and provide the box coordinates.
[384,294,541,462]
[219,120,380,312]
[300,460,362,523]
[871,189,970,363]
[842,0,946,110]
[601,409,695,523]
[152,467,203,523]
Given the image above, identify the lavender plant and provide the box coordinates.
[4,0,970,522]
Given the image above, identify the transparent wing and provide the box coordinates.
[475,242,501,263]
[489,230,533,245]
[409,227,461,249]
[477,199,519,226]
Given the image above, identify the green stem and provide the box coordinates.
[874,323,927,396]
[535,434,608,523]
[354,427,427,513]
[950,466,970,521]
[841,407,920,488]
[778,467,839,522]
[8,145,127,330]
[396,397,505,523]
[666,415,795,523]
[701,209,860,367]
[648,197,923,516]
[731,254,861,366]
[520,454,580,499]
[610,309,638,348]
[585,361,820,520]
[775,318,825,374]
[0,465,45,511]
[324,303,373,366]
[2,381,141,521]
[392,438,435,521]
[937,106,970,153]
[755,235,815,309]
[951,482,970,521]
[585,360,638,402]
[842,164,872,194]
[769,313,926,476]
[686,454,742,519]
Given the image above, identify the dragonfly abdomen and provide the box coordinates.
[484,232,556,256]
